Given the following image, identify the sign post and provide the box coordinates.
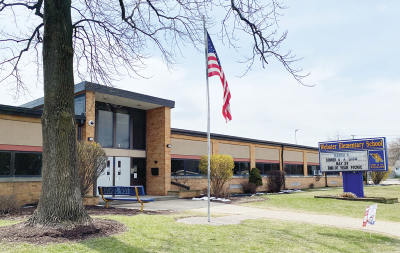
[319,138,388,197]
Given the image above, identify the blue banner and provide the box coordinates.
[319,138,385,152]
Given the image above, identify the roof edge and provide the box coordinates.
[0,104,85,121]
[21,81,175,109]
[171,128,318,151]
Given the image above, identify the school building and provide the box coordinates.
[0,81,342,206]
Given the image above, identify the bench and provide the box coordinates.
[98,186,154,211]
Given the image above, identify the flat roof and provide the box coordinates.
[171,128,318,151]
[22,81,175,110]
[0,104,86,122]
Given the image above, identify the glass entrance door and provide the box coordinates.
[97,157,113,195]
[131,158,146,192]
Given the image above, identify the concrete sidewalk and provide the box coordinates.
[114,199,400,238]
[114,198,227,211]
[180,204,400,238]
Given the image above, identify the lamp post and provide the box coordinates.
[295,129,299,144]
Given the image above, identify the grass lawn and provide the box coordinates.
[244,185,400,222]
[1,214,400,253]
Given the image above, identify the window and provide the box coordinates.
[307,165,320,176]
[96,103,146,149]
[0,151,42,176]
[325,171,340,175]
[116,109,130,148]
[233,162,250,175]
[0,152,11,176]
[284,164,304,176]
[98,109,113,147]
[256,163,280,175]
[14,153,42,176]
[171,159,200,176]
[74,94,86,115]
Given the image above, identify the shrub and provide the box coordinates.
[266,170,285,193]
[309,183,314,189]
[77,141,108,197]
[249,167,263,186]
[0,195,18,214]
[243,182,257,194]
[370,167,391,185]
[199,154,234,198]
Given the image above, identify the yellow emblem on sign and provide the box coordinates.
[370,153,383,163]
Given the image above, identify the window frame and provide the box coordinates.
[171,159,200,176]
[74,93,86,116]
[307,165,320,176]
[255,162,280,175]
[284,164,304,176]
[233,161,251,176]
[0,150,42,177]
[95,102,146,150]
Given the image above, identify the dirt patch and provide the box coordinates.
[0,218,124,244]
[229,195,268,204]
[0,205,175,221]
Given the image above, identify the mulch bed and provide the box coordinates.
[0,219,124,244]
[0,205,173,221]
[230,195,268,204]
[0,205,174,245]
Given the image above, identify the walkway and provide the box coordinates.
[115,199,400,238]
[179,204,400,238]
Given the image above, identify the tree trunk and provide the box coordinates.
[26,0,91,229]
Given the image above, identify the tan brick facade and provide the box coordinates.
[0,114,41,123]
[171,175,342,194]
[0,181,42,206]
[170,134,342,193]
[81,91,96,142]
[146,107,171,195]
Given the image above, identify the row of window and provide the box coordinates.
[0,154,337,178]
[171,159,337,176]
[0,151,42,176]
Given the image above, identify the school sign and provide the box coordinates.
[319,138,388,173]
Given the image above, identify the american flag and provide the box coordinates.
[207,32,232,122]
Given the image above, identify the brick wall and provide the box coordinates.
[0,114,41,123]
[146,107,171,195]
[169,133,343,193]
[171,176,343,194]
[81,91,95,142]
[0,181,42,207]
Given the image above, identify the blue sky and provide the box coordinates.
[1,0,399,147]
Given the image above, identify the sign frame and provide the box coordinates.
[319,137,388,172]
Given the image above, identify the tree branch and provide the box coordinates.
[0,0,43,18]
[0,23,43,92]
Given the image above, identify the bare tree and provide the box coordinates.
[388,138,400,166]
[327,130,349,141]
[0,0,310,228]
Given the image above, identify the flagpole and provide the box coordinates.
[203,16,211,223]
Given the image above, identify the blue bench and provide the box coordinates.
[98,186,154,211]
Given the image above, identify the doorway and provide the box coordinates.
[131,158,146,192]
[96,156,131,195]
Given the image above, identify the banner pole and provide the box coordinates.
[203,16,211,223]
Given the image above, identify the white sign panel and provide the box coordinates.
[363,204,377,227]
[320,151,369,172]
